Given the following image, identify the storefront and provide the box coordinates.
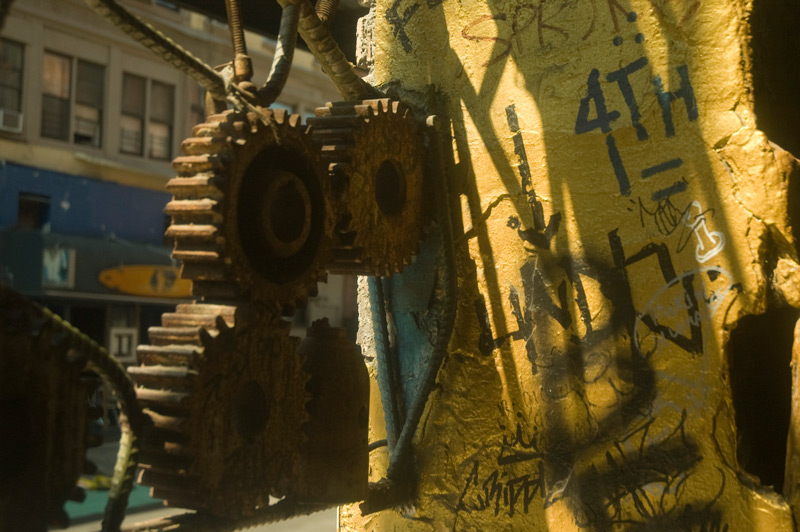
[0,229,190,363]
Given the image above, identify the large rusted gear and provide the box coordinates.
[166,108,332,313]
[130,303,308,516]
[309,99,427,276]
[0,285,95,531]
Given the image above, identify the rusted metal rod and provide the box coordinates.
[274,0,371,101]
[84,0,227,101]
[224,0,253,81]
[259,3,300,105]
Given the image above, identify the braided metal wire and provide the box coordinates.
[276,0,373,100]
[83,0,227,100]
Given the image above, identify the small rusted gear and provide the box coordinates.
[309,99,427,276]
[166,108,332,313]
[130,303,308,516]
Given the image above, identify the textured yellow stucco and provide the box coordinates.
[344,0,799,529]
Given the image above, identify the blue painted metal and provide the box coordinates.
[0,161,170,245]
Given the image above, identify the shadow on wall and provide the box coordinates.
[378,0,800,529]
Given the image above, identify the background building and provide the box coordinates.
[0,0,357,364]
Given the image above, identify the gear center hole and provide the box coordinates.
[268,179,308,245]
[232,381,270,440]
[375,160,406,216]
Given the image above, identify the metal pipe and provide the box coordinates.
[259,3,300,105]
[369,275,401,451]
[274,0,372,101]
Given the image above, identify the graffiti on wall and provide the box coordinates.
[465,67,739,527]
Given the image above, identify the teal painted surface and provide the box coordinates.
[65,483,162,521]
[388,228,442,415]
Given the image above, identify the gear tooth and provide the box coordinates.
[145,326,204,346]
[270,107,287,124]
[165,199,221,224]
[166,174,225,200]
[172,248,222,264]
[136,343,201,367]
[172,154,226,175]
[129,365,198,391]
[136,387,192,415]
[165,223,220,241]
[287,113,302,128]
[181,136,231,156]
[161,310,224,329]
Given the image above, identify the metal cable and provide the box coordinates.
[274,0,372,100]
[44,307,143,532]
[369,275,400,451]
[258,3,300,106]
[84,0,227,100]
[386,115,458,481]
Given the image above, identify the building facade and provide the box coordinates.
[0,0,351,362]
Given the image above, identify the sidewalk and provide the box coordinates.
[64,438,337,531]
[66,507,337,532]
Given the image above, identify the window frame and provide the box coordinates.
[119,72,175,161]
[0,38,24,115]
[40,50,105,148]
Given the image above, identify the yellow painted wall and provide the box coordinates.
[344,0,800,530]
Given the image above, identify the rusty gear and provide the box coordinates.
[309,99,426,276]
[130,303,308,516]
[166,108,332,312]
[0,286,96,530]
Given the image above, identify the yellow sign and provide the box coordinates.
[99,265,191,298]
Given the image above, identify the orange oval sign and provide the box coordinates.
[99,265,192,298]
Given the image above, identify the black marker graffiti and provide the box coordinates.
[505,104,562,249]
[652,64,698,138]
[574,61,698,197]
[386,0,420,53]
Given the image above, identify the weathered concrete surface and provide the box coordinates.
[345,0,800,530]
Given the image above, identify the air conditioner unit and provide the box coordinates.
[0,109,23,134]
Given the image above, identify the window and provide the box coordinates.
[0,39,24,113]
[150,81,173,159]
[121,73,145,154]
[41,52,70,140]
[75,61,104,146]
[41,51,104,146]
[121,73,174,160]
[17,193,50,231]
